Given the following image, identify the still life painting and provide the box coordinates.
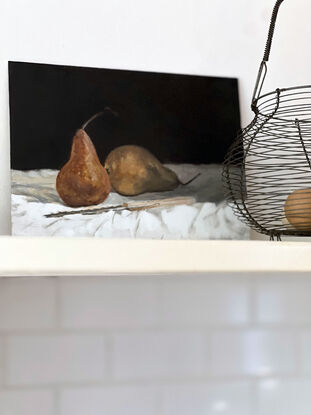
[9,61,248,239]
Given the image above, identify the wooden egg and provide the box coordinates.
[284,189,311,231]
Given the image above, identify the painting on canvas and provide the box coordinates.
[9,61,248,239]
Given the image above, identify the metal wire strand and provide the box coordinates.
[223,87,311,238]
[223,0,311,239]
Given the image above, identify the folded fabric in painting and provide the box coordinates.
[11,164,248,239]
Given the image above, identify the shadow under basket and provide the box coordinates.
[223,0,311,241]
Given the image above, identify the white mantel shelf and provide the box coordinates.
[0,237,310,276]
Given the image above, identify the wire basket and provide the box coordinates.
[223,0,311,240]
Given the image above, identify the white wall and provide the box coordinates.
[2,273,311,415]
[1,0,311,235]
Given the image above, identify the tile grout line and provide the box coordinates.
[6,373,311,389]
[296,328,304,377]
[251,377,261,415]
[155,384,164,415]
[2,323,311,337]
[205,331,212,378]
[54,277,62,330]
[0,334,5,388]
[104,333,114,382]
[54,386,61,415]
[248,279,258,327]
[2,334,8,388]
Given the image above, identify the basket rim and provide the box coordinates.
[255,84,311,122]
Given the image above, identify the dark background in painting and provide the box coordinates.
[9,61,240,170]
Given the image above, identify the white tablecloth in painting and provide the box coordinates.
[11,164,249,239]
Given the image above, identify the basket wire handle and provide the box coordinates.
[251,0,285,112]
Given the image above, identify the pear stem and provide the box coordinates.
[180,172,201,186]
[81,107,118,130]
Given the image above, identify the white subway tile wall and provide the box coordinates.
[159,281,249,326]
[258,379,311,415]
[7,334,106,385]
[0,274,310,415]
[112,331,208,380]
[211,330,297,376]
[0,278,56,330]
[0,389,55,415]
[256,281,311,324]
[162,382,252,415]
[60,279,159,329]
[60,386,159,415]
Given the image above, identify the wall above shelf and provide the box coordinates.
[0,237,310,277]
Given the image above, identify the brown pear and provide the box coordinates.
[56,129,110,207]
[104,145,179,196]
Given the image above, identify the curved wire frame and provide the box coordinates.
[223,0,311,240]
[223,86,311,239]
